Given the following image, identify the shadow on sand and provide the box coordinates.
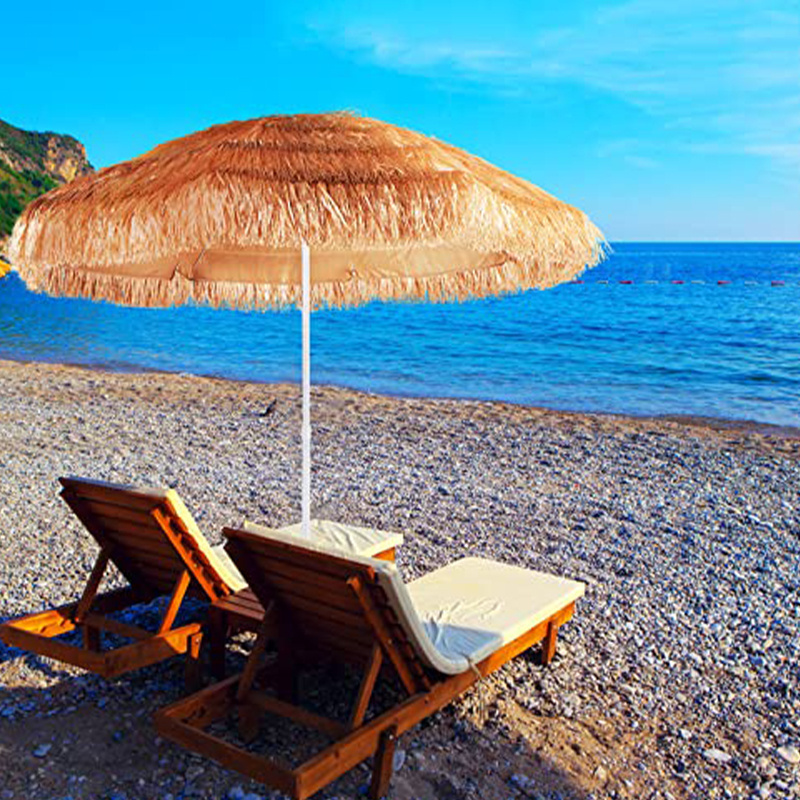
[0,632,592,800]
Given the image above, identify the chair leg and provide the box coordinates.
[184,632,203,691]
[208,607,228,679]
[276,660,298,704]
[237,702,261,743]
[276,626,297,703]
[82,624,100,652]
[369,724,398,800]
[542,621,558,666]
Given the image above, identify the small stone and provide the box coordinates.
[32,744,51,758]
[594,765,608,782]
[758,757,778,777]
[778,746,800,765]
[185,765,205,781]
[509,774,535,790]
[703,748,732,764]
[392,749,406,772]
[679,728,692,740]
[227,787,246,800]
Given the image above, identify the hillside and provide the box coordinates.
[0,119,94,244]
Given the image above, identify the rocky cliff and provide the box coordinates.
[0,119,94,245]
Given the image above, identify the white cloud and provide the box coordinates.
[307,1,800,179]
[597,139,662,169]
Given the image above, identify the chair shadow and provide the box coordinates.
[0,630,594,799]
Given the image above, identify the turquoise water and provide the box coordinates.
[1,242,799,426]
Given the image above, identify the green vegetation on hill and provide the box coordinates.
[0,163,58,238]
[0,118,93,241]
[0,119,81,166]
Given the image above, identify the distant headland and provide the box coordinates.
[0,118,93,249]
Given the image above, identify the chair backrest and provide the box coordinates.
[60,477,236,602]
[223,525,431,690]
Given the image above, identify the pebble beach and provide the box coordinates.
[0,358,799,800]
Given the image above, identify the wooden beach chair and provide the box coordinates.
[207,520,403,678]
[0,477,247,680]
[155,526,585,799]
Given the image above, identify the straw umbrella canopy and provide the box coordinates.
[9,112,605,532]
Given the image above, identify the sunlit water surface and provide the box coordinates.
[1,243,798,426]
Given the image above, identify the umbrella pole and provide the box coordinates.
[301,241,311,538]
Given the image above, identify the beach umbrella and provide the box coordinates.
[8,112,605,535]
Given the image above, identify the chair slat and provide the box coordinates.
[87,514,171,542]
[122,547,187,573]
[245,570,365,614]
[60,479,164,511]
[81,500,161,526]
[247,554,367,599]
[287,608,375,649]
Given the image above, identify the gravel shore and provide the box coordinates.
[0,359,798,800]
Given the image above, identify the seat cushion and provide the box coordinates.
[247,519,403,558]
[210,543,248,592]
[405,557,585,668]
[164,491,249,593]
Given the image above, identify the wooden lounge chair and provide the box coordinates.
[207,520,402,678]
[155,526,585,799]
[0,477,247,680]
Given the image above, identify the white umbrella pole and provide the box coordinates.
[301,241,312,538]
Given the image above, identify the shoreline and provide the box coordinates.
[2,355,798,449]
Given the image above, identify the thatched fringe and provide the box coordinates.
[21,241,605,310]
[9,112,606,308]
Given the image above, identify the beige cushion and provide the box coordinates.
[227,525,584,676]
[160,490,249,593]
[208,542,248,592]
[405,558,585,669]
[243,519,403,558]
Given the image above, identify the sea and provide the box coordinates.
[1,242,799,427]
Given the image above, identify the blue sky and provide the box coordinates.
[6,1,799,240]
